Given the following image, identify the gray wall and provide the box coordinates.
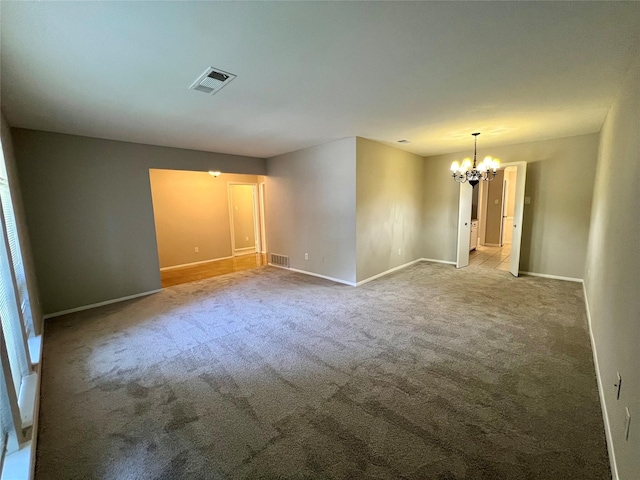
[423,133,598,279]
[0,114,42,331]
[356,138,424,283]
[11,129,265,314]
[584,53,640,479]
[266,138,356,284]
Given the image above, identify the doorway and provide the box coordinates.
[149,170,268,288]
[228,183,259,256]
[456,161,527,276]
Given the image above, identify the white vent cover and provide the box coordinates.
[269,253,290,268]
[189,67,236,95]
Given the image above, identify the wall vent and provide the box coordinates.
[269,253,290,268]
[189,67,236,96]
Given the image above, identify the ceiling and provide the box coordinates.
[2,2,640,159]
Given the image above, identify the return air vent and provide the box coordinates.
[269,253,290,268]
[189,67,236,96]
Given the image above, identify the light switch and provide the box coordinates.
[525,197,531,204]
[494,199,499,205]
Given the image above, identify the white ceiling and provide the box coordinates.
[2,2,640,158]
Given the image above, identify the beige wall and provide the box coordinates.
[585,52,640,479]
[149,170,258,268]
[0,113,42,331]
[423,133,598,279]
[11,128,265,314]
[266,138,357,284]
[356,138,424,283]
[484,169,504,245]
[229,184,256,251]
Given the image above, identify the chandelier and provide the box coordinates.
[450,133,500,187]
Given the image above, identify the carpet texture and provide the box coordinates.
[36,263,610,479]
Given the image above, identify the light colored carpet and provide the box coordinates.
[36,262,610,479]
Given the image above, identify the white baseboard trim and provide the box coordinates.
[268,263,355,286]
[43,289,162,320]
[160,256,233,271]
[356,259,423,286]
[421,258,456,266]
[234,247,256,254]
[519,271,582,283]
[582,281,619,480]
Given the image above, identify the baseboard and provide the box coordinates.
[582,281,619,480]
[43,289,162,319]
[268,263,355,286]
[160,256,233,271]
[356,259,423,286]
[519,271,582,283]
[234,247,255,254]
[421,258,456,266]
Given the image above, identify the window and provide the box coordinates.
[0,131,39,479]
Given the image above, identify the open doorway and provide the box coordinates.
[149,169,268,288]
[228,183,259,256]
[456,162,526,276]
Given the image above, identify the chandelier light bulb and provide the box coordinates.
[450,161,460,172]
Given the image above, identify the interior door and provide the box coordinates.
[509,163,527,276]
[456,183,473,268]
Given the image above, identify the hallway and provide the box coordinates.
[469,244,512,271]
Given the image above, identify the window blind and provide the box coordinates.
[0,212,29,396]
[0,176,33,337]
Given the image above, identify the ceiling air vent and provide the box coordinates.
[189,67,236,96]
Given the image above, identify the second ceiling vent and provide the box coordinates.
[189,67,236,96]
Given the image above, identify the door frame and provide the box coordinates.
[227,182,260,256]
[258,182,267,254]
[456,161,527,275]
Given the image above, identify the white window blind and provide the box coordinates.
[0,205,30,397]
[0,157,33,337]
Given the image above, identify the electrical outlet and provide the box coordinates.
[194,247,199,253]
[615,372,622,400]
[245,236,249,241]
[398,248,402,256]
[304,253,309,260]
[625,408,631,441]
[525,197,531,204]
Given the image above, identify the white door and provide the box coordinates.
[509,163,527,276]
[456,183,473,268]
